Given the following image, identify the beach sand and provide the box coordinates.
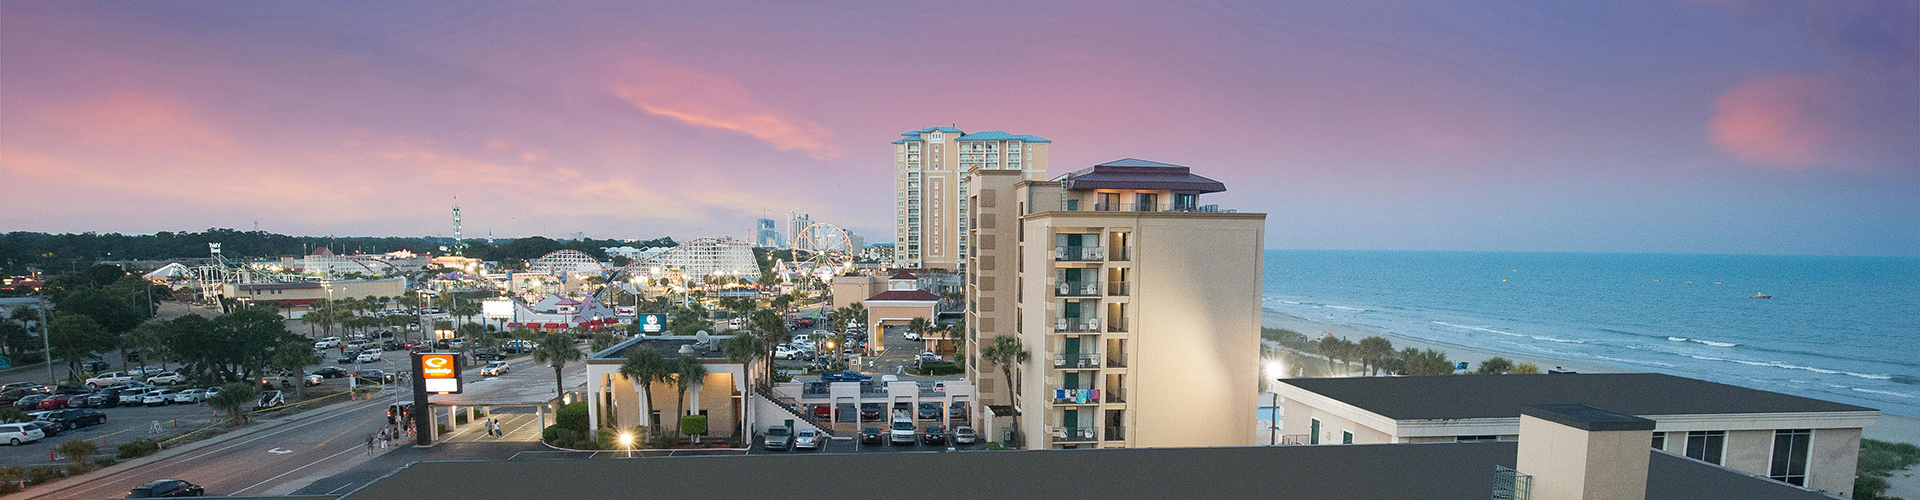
[1261,308,1920,453]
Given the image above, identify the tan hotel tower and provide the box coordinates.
[893,127,1051,271]
[965,158,1265,449]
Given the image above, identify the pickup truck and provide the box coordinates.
[84,372,135,388]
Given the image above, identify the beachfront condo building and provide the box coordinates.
[893,127,1051,271]
[1276,373,1880,497]
[965,158,1266,449]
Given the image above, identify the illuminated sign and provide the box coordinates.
[636,313,665,333]
[419,353,460,394]
[615,306,637,318]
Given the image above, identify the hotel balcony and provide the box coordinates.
[1051,426,1098,444]
[1104,388,1126,404]
[1052,316,1102,333]
[1054,280,1101,297]
[1105,281,1129,296]
[1054,245,1104,261]
[1108,246,1130,261]
[1105,353,1126,368]
[1047,387,1101,406]
[1104,426,1126,441]
[1052,352,1102,369]
[1087,203,1234,213]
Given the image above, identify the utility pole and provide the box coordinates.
[37,300,53,385]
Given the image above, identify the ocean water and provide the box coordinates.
[1261,250,1920,417]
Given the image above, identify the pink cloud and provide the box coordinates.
[607,60,840,159]
[1708,75,1839,168]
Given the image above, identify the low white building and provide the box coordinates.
[626,237,759,281]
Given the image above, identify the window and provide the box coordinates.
[1173,193,1197,211]
[1685,430,1726,465]
[1341,430,1354,444]
[1457,435,1500,442]
[1770,429,1811,486]
[1310,419,1321,445]
[1651,432,1665,450]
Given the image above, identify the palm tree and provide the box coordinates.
[723,333,765,390]
[619,345,669,433]
[905,317,931,343]
[980,335,1030,444]
[845,302,867,330]
[670,355,708,437]
[530,332,583,398]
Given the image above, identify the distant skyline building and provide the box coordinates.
[750,217,782,248]
[786,211,812,249]
[893,126,1051,271]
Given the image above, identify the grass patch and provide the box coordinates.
[1857,438,1920,500]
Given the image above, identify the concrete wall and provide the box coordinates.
[1810,427,1860,497]
[1281,398,1394,444]
[830,275,884,311]
[1517,415,1651,500]
[966,169,1025,410]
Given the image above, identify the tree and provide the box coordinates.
[271,340,322,399]
[618,345,669,431]
[669,355,708,437]
[723,333,764,389]
[667,305,708,336]
[125,321,169,373]
[905,317,931,342]
[1509,362,1542,374]
[980,335,1030,444]
[1399,348,1456,376]
[451,299,482,329]
[49,315,112,381]
[589,332,620,353]
[56,288,144,336]
[1357,336,1394,376]
[531,332,582,398]
[947,317,968,363]
[207,381,259,424]
[52,439,98,469]
[1316,336,1353,374]
[1476,357,1515,375]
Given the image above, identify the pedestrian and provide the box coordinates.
[494,418,502,436]
[365,433,375,455]
[487,418,497,436]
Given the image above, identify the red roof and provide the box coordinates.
[866,289,939,302]
[889,270,917,280]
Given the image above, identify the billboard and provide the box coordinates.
[482,299,514,319]
[420,353,461,394]
[615,306,637,318]
[635,313,666,333]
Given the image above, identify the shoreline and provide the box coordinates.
[1260,307,1920,450]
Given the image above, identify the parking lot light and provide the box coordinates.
[618,431,634,458]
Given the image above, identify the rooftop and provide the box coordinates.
[1281,373,1875,421]
[339,442,1838,500]
[589,335,737,361]
[865,289,939,302]
[956,130,1051,143]
[1055,158,1227,193]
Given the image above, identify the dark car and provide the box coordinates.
[1,382,44,393]
[922,426,946,445]
[917,402,939,420]
[860,426,884,444]
[40,409,107,430]
[312,367,350,379]
[29,420,63,437]
[337,351,361,364]
[83,360,111,373]
[126,479,204,498]
[859,403,882,421]
[381,340,404,351]
[819,370,872,383]
[14,395,48,410]
[354,369,393,384]
[82,389,121,408]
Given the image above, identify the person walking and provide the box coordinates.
[365,433,375,455]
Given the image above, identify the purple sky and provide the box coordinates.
[2,0,1915,255]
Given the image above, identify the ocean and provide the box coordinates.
[1260,250,1920,417]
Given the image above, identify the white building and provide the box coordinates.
[626,237,759,281]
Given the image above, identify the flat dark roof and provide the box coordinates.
[1523,404,1656,431]
[1282,373,1874,421]
[340,443,1836,500]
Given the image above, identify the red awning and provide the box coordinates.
[543,323,562,329]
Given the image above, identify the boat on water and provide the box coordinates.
[1749,292,1771,299]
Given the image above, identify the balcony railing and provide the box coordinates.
[1106,319,1128,333]
[1054,280,1101,297]
[1053,316,1102,333]
[1052,426,1098,442]
[1106,281,1129,296]
[1086,203,1234,213]
[1104,388,1125,404]
[1054,245,1104,261]
[1104,426,1126,441]
[1109,246,1130,261]
[1052,353,1101,369]
[1280,434,1312,445]
[1048,387,1101,405]
[1492,466,1533,500]
[1105,354,1126,368]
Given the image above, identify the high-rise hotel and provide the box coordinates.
[892,127,1051,271]
[965,158,1266,449]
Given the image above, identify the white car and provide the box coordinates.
[904,330,922,341]
[0,423,46,446]
[356,350,383,363]
[146,372,186,385]
[172,389,207,403]
[140,390,176,406]
[85,372,135,388]
[204,387,222,400]
[774,345,804,360]
[480,362,510,377]
[315,337,342,349]
[794,429,821,450]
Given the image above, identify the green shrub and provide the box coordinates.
[92,457,116,468]
[678,415,708,437]
[986,442,1005,451]
[454,412,469,424]
[541,425,562,443]
[117,439,160,459]
[555,402,588,432]
[14,352,45,365]
[26,466,64,486]
[917,362,961,376]
[0,407,25,423]
[596,428,618,449]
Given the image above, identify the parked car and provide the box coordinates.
[118,390,149,406]
[916,351,943,364]
[13,395,48,410]
[948,404,966,420]
[952,426,978,444]
[819,370,872,383]
[172,389,207,404]
[147,372,186,385]
[313,366,350,378]
[763,427,791,451]
[809,404,832,419]
[773,344,803,360]
[37,395,73,410]
[860,426,884,444]
[890,419,917,445]
[126,479,204,498]
[481,361,510,377]
[355,350,383,363]
[86,372,136,388]
[303,373,324,386]
[28,420,62,438]
[53,384,92,395]
[922,426,946,445]
[0,422,46,445]
[204,386,221,400]
[860,403,882,421]
[337,351,361,364]
[917,402,940,420]
[39,409,107,430]
[354,369,391,384]
[794,429,821,450]
[314,337,342,349]
[82,389,121,408]
[83,360,111,373]
[141,390,177,406]
[0,382,45,394]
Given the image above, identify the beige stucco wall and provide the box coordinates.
[1281,399,1394,444]
[1810,427,1860,497]
[603,371,740,439]
[966,169,1026,409]
[1517,415,1651,500]
[1722,429,1774,478]
[830,276,883,311]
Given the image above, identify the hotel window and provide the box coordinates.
[1341,430,1353,444]
[1651,432,1665,450]
[1769,429,1812,486]
[1685,430,1726,465]
[1457,435,1499,442]
[1134,193,1158,211]
[1309,419,1321,445]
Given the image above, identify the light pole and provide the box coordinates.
[33,300,53,385]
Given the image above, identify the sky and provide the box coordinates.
[1,0,1915,256]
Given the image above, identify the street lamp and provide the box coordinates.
[618,431,634,458]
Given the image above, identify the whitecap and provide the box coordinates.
[1668,337,1688,342]
[1324,305,1365,312]
[1532,336,1584,344]
[1433,321,1524,337]
[1852,388,1917,399]
[1687,355,1892,380]
[1691,339,1737,348]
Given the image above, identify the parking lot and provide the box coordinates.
[750,430,988,454]
[0,398,224,467]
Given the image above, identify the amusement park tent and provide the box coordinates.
[144,262,192,280]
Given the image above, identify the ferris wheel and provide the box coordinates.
[790,222,855,280]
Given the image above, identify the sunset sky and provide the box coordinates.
[2,0,1915,255]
